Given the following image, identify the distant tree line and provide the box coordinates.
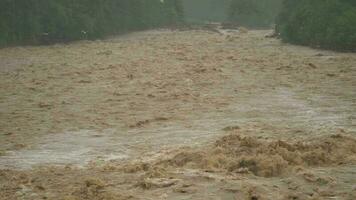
[228,0,283,28]
[276,0,356,51]
[0,0,184,47]
[182,0,229,23]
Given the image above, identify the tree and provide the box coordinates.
[0,0,184,47]
[276,0,356,51]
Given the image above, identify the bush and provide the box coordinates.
[0,0,184,47]
[228,0,283,28]
[276,0,356,51]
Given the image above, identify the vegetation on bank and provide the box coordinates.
[1,0,355,52]
[0,0,183,47]
[276,0,356,51]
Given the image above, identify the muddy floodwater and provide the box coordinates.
[0,29,355,199]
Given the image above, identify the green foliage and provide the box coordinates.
[228,0,283,27]
[276,0,356,51]
[0,0,184,47]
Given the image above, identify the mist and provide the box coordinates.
[182,0,230,22]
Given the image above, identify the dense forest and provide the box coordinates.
[276,0,356,51]
[0,0,183,47]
